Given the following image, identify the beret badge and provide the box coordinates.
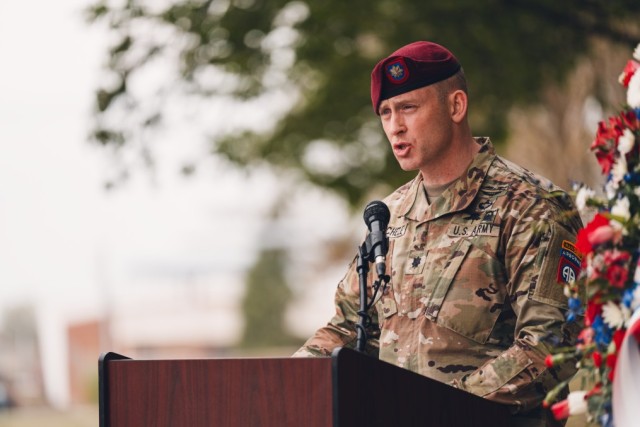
[385,58,409,84]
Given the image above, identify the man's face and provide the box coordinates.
[378,84,454,175]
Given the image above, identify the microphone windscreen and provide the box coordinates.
[363,200,391,230]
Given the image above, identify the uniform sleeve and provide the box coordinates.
[453,211,583,412]
[292,256,380,358]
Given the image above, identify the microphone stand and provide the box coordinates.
[355,234,390,353]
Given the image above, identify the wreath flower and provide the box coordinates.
[543,43,640,427]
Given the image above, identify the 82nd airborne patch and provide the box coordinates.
[557,240,582,284]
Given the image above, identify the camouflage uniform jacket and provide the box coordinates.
[294,138,583,415]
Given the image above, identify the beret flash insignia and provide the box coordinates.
[385,58,409,84]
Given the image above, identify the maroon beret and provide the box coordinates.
[370,41,461,114]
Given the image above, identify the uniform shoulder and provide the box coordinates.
[490,155,561,193]
[489,156,580,228]
[381,175,419,212]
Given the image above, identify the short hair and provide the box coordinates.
[435,68,468,103]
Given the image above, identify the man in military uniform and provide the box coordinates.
[294,41,582,426]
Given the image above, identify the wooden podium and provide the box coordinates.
[99,347,513,426]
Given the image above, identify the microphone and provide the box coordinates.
[363,200,390,277]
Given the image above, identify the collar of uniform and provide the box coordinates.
[399,137,495,222]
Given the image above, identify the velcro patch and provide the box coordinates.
[561,240,581,259]
[405,250,427,275]
[557,240,581,284]
[386,224,408,239]
[447,222,499,238]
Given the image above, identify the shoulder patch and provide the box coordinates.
[557,240,582,284]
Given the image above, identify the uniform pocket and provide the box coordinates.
[375,296,398,330]
[531,222,578,309]
[377,297,398,318]
[425,238,506,344]
[424,239,472,319]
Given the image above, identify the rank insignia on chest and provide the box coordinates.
[404,250,427,274]
[557,240,582,284]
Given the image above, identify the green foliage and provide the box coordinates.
[239,248,301,348]
[87,0,640,206]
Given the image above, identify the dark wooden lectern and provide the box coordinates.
[99,347,512,426]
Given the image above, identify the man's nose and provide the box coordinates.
[390,113,406,135]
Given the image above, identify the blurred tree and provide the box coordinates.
[239,247,301,348]
[505,39,631,192]
[87,0,640,206]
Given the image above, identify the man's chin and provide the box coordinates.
[396,161,417,172]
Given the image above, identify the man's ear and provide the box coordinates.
[450,90,468,124]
